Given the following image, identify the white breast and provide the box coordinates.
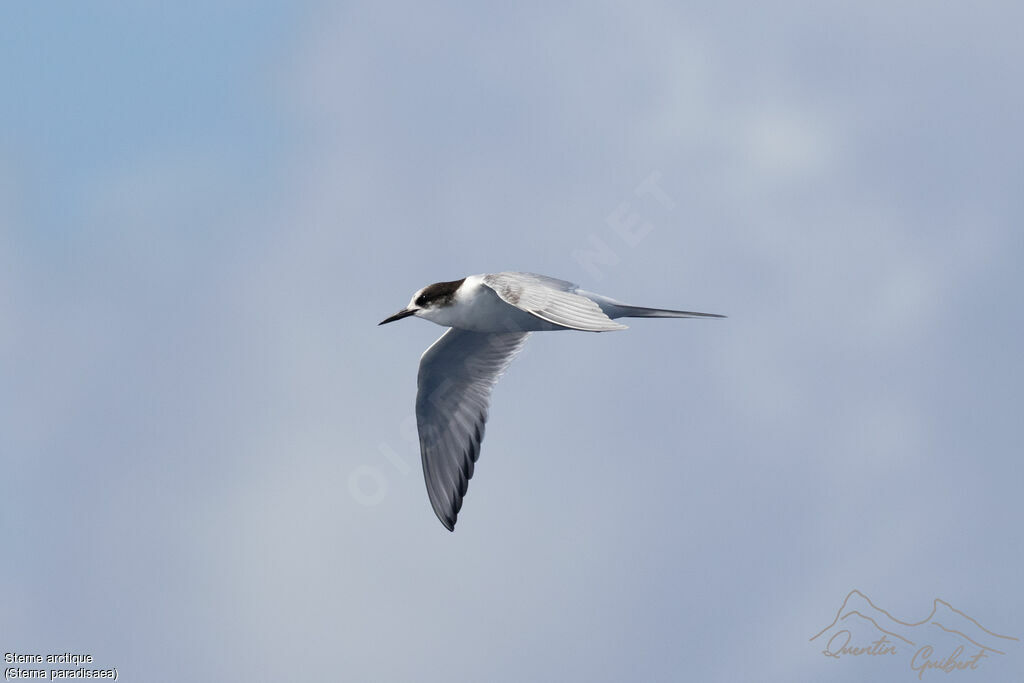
[419,275,563,332]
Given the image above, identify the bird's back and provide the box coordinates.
[429,274,582,332]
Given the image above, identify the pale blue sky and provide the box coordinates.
[3,3,1022,682]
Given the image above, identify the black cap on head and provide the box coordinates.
[413,278,465,308]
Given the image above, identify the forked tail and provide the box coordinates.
[577,290,726,320]
[608,304,725,319]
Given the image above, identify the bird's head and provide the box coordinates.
[379,278,466,326]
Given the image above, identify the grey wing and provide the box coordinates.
[482,272,627,332]
[416,327,530,531]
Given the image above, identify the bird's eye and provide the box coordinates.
[415,296,427,307]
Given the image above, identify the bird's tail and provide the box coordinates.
[578,290,726,320]
[608,305,725,319]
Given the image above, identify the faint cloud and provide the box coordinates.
[744,105,837,179]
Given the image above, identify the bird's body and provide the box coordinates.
[415,275,570,332]
[379,271,723,530]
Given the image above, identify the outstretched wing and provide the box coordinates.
[416,327,530,530]
[482,272,627,332]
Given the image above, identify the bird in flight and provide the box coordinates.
[379,272,724,531]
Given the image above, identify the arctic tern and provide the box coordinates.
[379,272,724,531]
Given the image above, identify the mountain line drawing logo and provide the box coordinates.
[810,589,1018,678]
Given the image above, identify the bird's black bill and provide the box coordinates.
[379,308,416,325]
